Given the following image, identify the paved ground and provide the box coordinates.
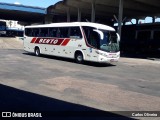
[0,37,160,119]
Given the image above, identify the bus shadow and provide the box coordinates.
[83,61,116,67]
[0,84,137,120]
[23,52,116,68]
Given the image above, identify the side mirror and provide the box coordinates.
[116,33,120,42]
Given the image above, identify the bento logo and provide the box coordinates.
[39,38,58,44]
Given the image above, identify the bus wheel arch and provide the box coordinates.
[34,46,41,56]
[74,51,84,64]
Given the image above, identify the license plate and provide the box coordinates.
[110,59,115,62]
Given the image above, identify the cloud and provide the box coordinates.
[14,2,20,4]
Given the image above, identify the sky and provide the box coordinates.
[0,0,61,8]
[125,17,160,25]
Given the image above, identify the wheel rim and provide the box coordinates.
[36,51,38,55]
[35,49,39,56]
[77,54,83,62]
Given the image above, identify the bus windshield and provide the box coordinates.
[99,30,119,52]
[82,26,119,52]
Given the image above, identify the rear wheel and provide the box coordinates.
[75,52,83,64]
[35,47,40,56]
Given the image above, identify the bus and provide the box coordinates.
[24,22,120,63]
[6,28,24,37]
[0,21,24,37]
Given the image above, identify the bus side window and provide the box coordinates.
[82,26,99,48]
[70,27,82,39]
[59,27,69,38]
[32,28,39,37]
[25,28,32,37]
[89,31,99,48]
[39,28,48,37]
[49,27,58,37]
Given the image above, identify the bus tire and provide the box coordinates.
[75,52,83,64]
[35,47,40,56]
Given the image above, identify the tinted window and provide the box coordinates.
[49,27,82,38]
[82,26,100,48]
[25,28,32,36]
[48,27,69,38]
[25,26,82,39]
[59,27,69,38]
[69,27,82,39]
[32,28,39,37]
[39,28,48,37]
[49,27,58,37]
[25,28,39,37]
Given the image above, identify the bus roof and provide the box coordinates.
[25,22,115,31]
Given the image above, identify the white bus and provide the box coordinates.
[24,22,120,63]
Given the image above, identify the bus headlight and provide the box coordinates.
[95,50,107,57]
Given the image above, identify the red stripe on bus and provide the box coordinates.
[61,39,70,46]
[31,37,37,43]
[34,38,64,45]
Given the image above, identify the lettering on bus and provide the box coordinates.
[39,38,59,44]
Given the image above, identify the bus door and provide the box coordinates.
[82,26,101,62]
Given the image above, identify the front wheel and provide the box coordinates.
[35,47,40,56]
[75,52,83,64]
